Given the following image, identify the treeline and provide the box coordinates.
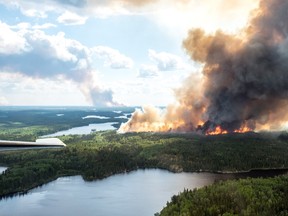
[1,131,288,198]
[0,140,151,197]
[158,175,288,216]
[0,108,131,141]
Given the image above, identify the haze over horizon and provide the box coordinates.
[0,0,258,107]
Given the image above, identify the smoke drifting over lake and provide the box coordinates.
[119,0,288,134]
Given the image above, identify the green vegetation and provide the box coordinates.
[0,107,132,141]
[158,176,288,216]
[1,131,288,199]
[1,108,288,214]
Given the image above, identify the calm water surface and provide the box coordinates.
[42,122,117,137]
[1,169,287,216]
[0,169,229,216]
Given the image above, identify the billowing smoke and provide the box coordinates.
[119,0,288,134]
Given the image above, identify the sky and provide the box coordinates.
[0,0,259,107]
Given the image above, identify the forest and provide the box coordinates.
[158,176,288,215]
[1,130,288,199]
[1,108,288,214]
[0,107,132,141]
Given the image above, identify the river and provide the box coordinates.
[0,169,287,216]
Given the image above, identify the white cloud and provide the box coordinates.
[32,23,57,29]
[0,26,90,78]
[136,49,192,79]
[148,49,187,71]
[0,21,28,55]
[0,21,119,107]
[0,72,89,106]
[22,8,48,18]
[93,46,133,69]
[0,0,125,20]
[11,22,31,29]
[90,5,131,19]
[23,30,82,65]
[152,0,259,39]
[138,64,159,78]
[0,0,147,20]
[0,0,258,33]
[10,22,57,30]
[0,0,52,18]
[57,11,88,25]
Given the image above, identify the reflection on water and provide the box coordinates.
[42,122,117,138]
[0,169,287,216]
[0,169,226,216]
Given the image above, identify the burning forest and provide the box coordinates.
[119,0,288,135]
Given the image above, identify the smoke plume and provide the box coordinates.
[119,0,288,134]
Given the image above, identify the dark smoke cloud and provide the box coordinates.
[120,0,288,133]
[184,0,288,132]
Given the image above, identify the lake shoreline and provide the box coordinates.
[1,166,288,200]
[1,169,251,216]
[2,129,288,211]
[41,122,118,138]
[206,167,288,174]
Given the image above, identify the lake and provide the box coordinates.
[42,122,117,138]
[1,169,287,216]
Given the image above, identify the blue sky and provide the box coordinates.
[0,0,258,106]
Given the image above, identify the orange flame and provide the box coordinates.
[234,126,252,133]
[205,125,252,135]
[206,126,228,135]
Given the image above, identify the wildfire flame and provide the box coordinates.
[234,126,252,134]
[205,125,252,135]
[206,126,228,135]
[118,107,253,135]
[118,0,288,135]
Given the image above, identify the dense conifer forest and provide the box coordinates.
[158,176,288,216]
[1,131,288,199]
[1,108,288,214]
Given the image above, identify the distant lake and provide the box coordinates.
[42,122,117,137]
[1,169,287,216]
